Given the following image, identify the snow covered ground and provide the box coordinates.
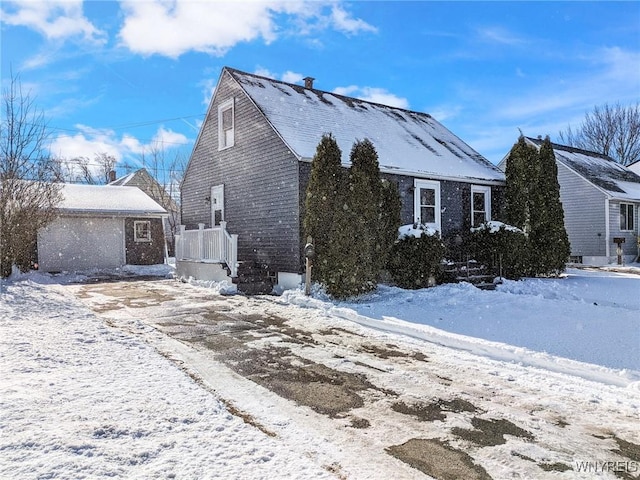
[285,267,640,386]
[1,265,639,479]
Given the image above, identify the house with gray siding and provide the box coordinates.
[500,137,640,266]
[180,67,506,289]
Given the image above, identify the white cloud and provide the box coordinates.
[1,0,105,43]
[330,5,377,35]
[477,26,527,46]
[117,0,376,58]
[497,46,640,121]
[282,70,304,84]
[333,85,409,109]
[426,104,463,122]
[49,125,189,163]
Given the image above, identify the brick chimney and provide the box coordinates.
[303,76,315,89]
[108,170,116,183]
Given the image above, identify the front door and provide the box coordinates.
[211,185,224,226]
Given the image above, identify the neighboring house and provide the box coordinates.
[500,137,640,266]
[37,183,167,272]
[180,67,506,289]
[109,168,180,254]
[628,159,640,176]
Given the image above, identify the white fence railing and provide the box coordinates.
[175,222,238,277]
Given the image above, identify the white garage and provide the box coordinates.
[38,216,126,272]
[37,184,167,273]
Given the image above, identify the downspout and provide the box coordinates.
[161,216,170,264]
[604,198,610,260]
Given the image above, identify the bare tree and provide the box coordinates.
[1,73,62,277]
[559,102,640,166]
[139,145,185,254]
[58,152,117,184]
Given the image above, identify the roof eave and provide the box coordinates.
[58,209,168,217]
[298,157,505,186]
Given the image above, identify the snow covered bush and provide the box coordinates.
[387,224,446,289]
[468,221,527,279]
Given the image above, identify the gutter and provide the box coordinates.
[58,209,168,218]
[298,157,506,186]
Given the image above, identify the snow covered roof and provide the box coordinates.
[57,183,167,216]
[628,159,640,176]
[108,171,137,186]
[226,68,505,184]
[526,138,640,201]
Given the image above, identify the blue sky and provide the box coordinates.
[2,0,639,178]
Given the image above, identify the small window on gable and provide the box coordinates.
[471,185,491,227]
[620,203,634,231]
[218,98,235,150]
[134,221,151,242]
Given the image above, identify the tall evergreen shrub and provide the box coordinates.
[324,139,380,298]
[303,134,343,283]
[379,179,402,272]
[504,136,537,232]
[528,137,571,275]
[504,135,570,276]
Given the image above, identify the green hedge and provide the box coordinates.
[387,224,446,289]
[468,221,527,279]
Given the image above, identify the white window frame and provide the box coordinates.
[619,203,635,231]
[218,98,235,150]
[134,220,152,243]
[414,179,441,232]
[471,185,492,227]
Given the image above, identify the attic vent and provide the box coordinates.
[303,76,315,89]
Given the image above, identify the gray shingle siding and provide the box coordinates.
[557,161,607,256]
[182,70,302,274]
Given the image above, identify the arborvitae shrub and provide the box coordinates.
[378,179,402,276]
[304,133,343,283]
[528,137,571,276]
[468,221,527,279]
[387,225,446,289]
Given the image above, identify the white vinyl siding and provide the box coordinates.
[556,162,608,257]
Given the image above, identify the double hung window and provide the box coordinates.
[414,180,441,231]
[620,203,634,231]
[471,185,491,227]
[134,221,151,242]
[218,99,235,150]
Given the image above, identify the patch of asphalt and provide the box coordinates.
[75,279,640,480]
[386,438,492,480]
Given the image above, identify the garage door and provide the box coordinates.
[38,216,125,272]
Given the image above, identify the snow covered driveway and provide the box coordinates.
[1,272,639,479]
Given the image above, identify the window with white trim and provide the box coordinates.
[414,179,441,231]
[134,221,151,242]
[471,185,491,227]
[620,203,634,231]
[218,98,235,150]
